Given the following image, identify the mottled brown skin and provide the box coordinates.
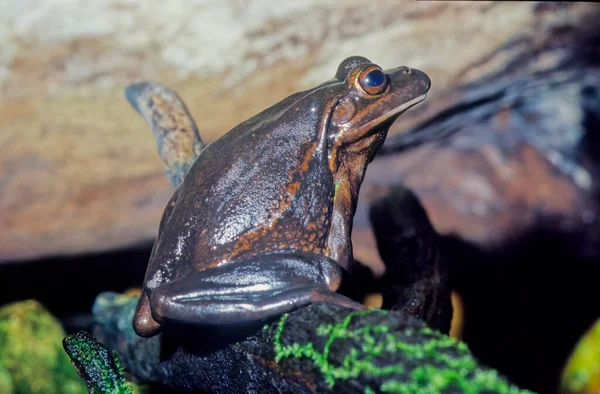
[131,56,431,338]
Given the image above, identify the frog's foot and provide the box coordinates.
[132,290,163,337]
[148,252,365,329]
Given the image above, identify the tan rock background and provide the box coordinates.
[1,1,597,263]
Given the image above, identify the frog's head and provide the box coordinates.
[299,56,431,266]
[324,56,430,173]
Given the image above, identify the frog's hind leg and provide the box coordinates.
[148,252,365,329]
[125,81,205,187]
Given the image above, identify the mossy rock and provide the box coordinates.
[271,308,533,394]
[63,330,140,394]
[0,299,87,394]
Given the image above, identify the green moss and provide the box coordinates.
[380,366,529,394]
[273,308,534,393]
[0,300,87,394]
[63,331,136,394]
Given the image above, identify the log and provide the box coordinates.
[89,292,530,394]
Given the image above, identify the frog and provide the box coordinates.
[127,56,431,338]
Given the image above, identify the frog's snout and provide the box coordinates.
[421,71,432,92]
[389,66,431,98]
[411,68,431,93]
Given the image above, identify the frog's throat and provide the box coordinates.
[326,151,372,270]
[324,91,428,267]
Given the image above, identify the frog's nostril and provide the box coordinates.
[403,68,412,75]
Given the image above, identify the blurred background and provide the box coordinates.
[0,1,599,393]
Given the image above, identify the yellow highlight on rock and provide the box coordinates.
[560,318,600,394]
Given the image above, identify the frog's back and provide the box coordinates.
[145,97,335,287]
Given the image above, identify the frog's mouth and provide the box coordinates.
[366,93,427,130]
[343,93,428,144]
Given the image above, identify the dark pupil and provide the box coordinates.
[364,69,386,87]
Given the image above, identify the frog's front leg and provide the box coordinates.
[148,252,365,329]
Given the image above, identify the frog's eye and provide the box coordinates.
[357,66,388,96]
